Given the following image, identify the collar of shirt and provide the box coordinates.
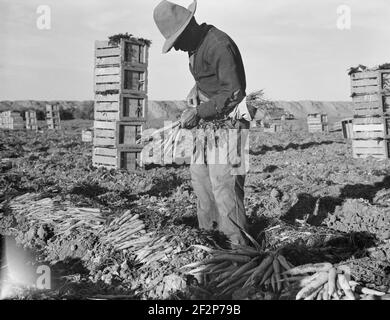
[188,23,213,58]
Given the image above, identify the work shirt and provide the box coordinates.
[189,24,247,120]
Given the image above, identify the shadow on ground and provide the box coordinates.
[250,141,344,156]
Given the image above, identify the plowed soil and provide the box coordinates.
[1,119,389,299]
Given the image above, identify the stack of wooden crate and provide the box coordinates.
[93,38,149,170]
[307,114,329,133]
[25,111,38,131]
[0,111,8,129]
[46,105,61,130]
[263,123,282,133]
[350,68,390,158]
[0,111,24,130]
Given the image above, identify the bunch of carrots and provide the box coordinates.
[181,245,294,297]
[102,210,176,267]
[281,262,387,300]
[102,210,151,251]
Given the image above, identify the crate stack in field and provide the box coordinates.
[46,104,61,130]
[25,111,38,131]
[307,113,328,133]
[93,38,149,170]
[0,111,24,130]
[350,68,390,158]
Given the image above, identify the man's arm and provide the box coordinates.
[196,42,245,119]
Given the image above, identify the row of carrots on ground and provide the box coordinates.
[180,245,387,300]
[104,210,388,300]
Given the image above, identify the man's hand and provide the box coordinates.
[180,108,199,129]
[186,85,200,107]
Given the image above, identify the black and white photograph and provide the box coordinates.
[0,0,390,309]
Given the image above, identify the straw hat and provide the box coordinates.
[153,0,197,53]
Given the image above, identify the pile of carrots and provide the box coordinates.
[282,262,387,300]
[102,210,175,266]
[181,245,294,297]
[102,210,152,251]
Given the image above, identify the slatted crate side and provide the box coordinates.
[93,120,117,146]
[95,74,121,84]
[350,70,378,80]
[353,94,390,117]
[95,83,121,93]
[93,146,143,170]
[96,56,121,67]
[351,70,390,95]
[307,114,328,123]
[95,47,121,58]
[94,110,120,122]
[95,94,120,103]
[308,123,329,133]
[351,72,380,95]
[94,101,120,112]
[352,139,390,159]
[93,146,119,169]
[352,117,390,139]
[95,39,149,67]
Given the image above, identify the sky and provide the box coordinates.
[0,0,389,101]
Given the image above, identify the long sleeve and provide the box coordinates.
[196,42,245,119]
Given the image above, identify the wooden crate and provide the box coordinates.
[341,118,353,139]
[92,146,143,170]
[352,93,390,117]
[263,123,282,133]
[309,123,329,132]
[352,139,390,159]
[350,70,390,96]
[0,112,24,130]
[94,94,147,122]
[352,116,390,139]
[307,114,328,133]
[46,105,61,129]
[93,37,149,171]
[93,121,144,148]
[95,39,148,66]
[116,121,144,147]
[307,114,328,124]
[95,40,148,90]
[82,129,93,142]
[25,111,38,131]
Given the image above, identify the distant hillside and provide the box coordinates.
[272,101,354,121]
[0,99,354,126]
